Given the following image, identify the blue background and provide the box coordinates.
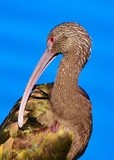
[0,0,114,159]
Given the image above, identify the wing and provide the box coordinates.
[0,83,73,160]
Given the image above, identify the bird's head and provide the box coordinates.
[47,22,91,59]
[18,22,91,128]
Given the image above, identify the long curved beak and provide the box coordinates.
[18,49,56,127]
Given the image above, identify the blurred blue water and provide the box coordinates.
[0,0,114,159]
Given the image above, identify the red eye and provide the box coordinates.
[50,36,54,43]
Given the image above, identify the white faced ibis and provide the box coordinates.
[0,22,92,160]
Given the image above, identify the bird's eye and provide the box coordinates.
[47,36,55,50]
[49,36,54,43]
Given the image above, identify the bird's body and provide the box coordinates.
[0,22,92,160]
[0,83,73,160]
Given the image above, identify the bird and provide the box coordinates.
[0,22,92,160]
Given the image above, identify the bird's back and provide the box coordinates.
[0,83,73,160]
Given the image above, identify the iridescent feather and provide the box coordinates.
[0,83,74,160]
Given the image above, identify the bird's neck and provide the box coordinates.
[51,52,84,118]
[55,56,80,90]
